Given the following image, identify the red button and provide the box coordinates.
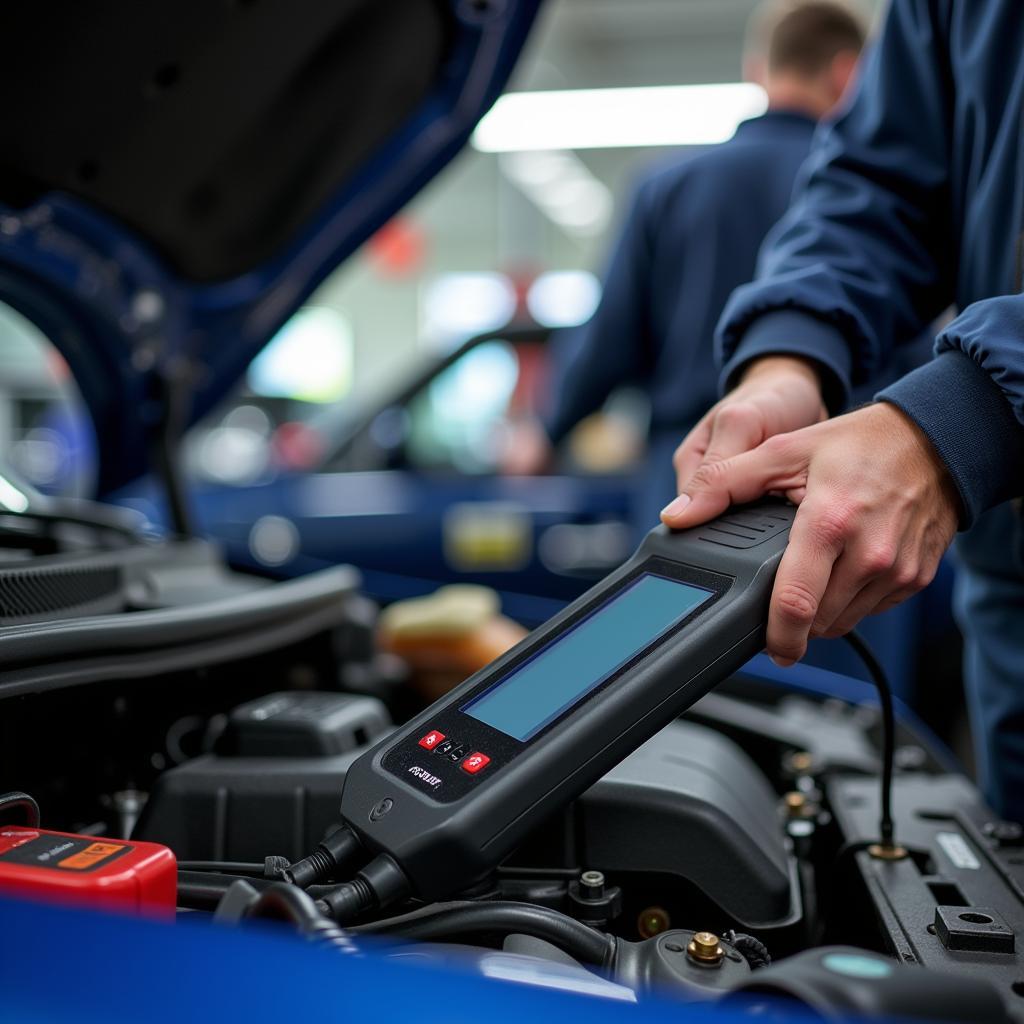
[418,730,446,750]
[461,752,491,775]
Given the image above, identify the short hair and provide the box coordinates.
[746,0,867,77]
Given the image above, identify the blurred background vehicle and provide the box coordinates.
[118,321,643,624]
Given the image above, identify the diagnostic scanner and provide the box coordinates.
[340,499,795,901]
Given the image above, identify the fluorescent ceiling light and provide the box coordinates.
[527,271,602,328]
[499,150,612,238]
[473,82,767,152]
[421,273,517,349]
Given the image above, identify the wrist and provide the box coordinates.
[739,355,822,392]
[867,402,963,522]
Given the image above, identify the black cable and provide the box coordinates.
[316,877,375,923]
[177,871,278,911]
[0,791,40,828]
[842,629,896,848]
[315,854,411,924]
[284,825,363,888]
[177,861,267,877]
[245,882,360,955]
[355,900,616,967]
[176,871,345,911]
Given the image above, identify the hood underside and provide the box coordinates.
[0,0,541,492]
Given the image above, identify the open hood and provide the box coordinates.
[0,0,541,494]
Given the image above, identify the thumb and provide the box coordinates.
[660,435,803,529]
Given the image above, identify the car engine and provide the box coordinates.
[0,517,1021,1022]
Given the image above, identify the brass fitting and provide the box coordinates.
[783,790,817,819]
[687,930,725,966]
[868,842,909,861]
[784,791,806,813]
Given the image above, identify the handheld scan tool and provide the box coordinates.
[340,500,795,900]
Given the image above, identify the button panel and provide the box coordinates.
[406,727,493,785]
[385,692,520,801]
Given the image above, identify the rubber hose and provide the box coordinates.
[177,871,276,910]
[0,791,40,828]
[248,882,360,955]
[357,900,615,967]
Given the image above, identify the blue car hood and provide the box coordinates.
[0,0,541,494]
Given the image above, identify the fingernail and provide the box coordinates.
[661,493,691,518]
[770,654,795,669]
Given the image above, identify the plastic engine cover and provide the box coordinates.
[138,716,794,926]
[518,719,796,929]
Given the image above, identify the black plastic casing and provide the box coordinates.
[339,501,795,901]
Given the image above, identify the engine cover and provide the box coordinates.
[138,707,796,929]
[512,720,798,930]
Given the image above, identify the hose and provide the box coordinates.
[356,900,616,967]
[723,930,771,970]
[247,883,360,955]
[177,871,286,910]
[177,869,354,911]
[0,791,40,828]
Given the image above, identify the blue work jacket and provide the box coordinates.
[546,110,817,446]
[718,0,1024,526]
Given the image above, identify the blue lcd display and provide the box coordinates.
[462,573,713,742]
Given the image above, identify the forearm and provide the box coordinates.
[716,0,954,408]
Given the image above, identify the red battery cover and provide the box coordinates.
[0,827,176,917]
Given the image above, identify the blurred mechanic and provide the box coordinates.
[663,1,1024,821]
[503,0,867,529]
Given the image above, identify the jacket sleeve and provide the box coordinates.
[544,181,655,445]
[715,0,956,413]
[715,0,1024,525]
[878,301,1024,524]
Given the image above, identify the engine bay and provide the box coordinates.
[1,518,1021,1021]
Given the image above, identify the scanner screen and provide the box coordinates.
[462,573,713,742]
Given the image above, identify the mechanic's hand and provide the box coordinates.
[672,355,827,496]
[500,418,554,476]
[661,402,960,665]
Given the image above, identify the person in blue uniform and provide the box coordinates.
[504,0,868,530]
[662,1,1024,822]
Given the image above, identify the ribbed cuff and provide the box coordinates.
[720,310,853,414]
[877,350,1024,529]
